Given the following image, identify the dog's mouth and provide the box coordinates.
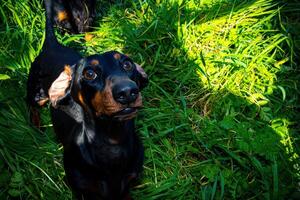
[112,107,139,121]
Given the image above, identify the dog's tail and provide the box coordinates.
[43,0,58,45]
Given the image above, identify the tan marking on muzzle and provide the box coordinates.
[91,91,104,116]
[91,79,143,117]
[77,91,88,110]
[91,80,121,116]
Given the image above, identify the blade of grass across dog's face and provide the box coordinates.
[0,0,299,199]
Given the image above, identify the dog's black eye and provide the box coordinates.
[123,61,133,71]
[83,69,97,80]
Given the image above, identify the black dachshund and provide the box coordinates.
[27,0,148,199]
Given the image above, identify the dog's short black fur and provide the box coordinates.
[27,0,83,126]
[52,0,96,33]
[27,0,148,199]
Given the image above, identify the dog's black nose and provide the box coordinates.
[112,82,139,105]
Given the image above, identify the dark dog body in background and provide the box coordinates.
[27,0,148,199]
[52,0,96,33]
[27,0,82,126]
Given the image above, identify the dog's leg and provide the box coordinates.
[27,63,48,128]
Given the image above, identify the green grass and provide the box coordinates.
[0,0,299,199]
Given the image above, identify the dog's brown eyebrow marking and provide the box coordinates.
[57,11,68,22]
[90,59,99,66]
[113,53,121,60]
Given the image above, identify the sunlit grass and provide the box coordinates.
[182,0,287,102]
[0,0,299,199]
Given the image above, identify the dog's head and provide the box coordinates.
[49,51,148,121]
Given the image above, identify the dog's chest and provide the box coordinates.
[77,127,134,170]
[91,140,131,167]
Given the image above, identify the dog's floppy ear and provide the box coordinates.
[49,65,74,107]
[135,63,148,90]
